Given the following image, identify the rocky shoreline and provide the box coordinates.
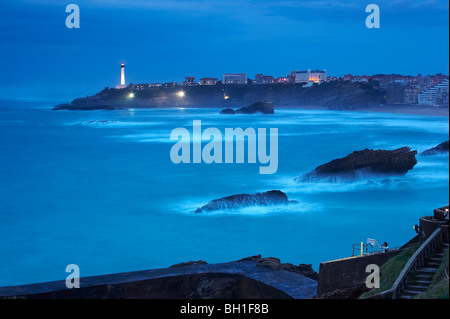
[52,81,387,111]
[169,255,318,281]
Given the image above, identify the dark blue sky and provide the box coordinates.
[0,0,448,100]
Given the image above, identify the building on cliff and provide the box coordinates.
[418,79,449,106]
[254,74,274,84]
[199,77,218,85]
[222,73,247,84]
[290,69,327,84]
[184,77,196,86]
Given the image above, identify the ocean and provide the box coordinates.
[0,99,448,287]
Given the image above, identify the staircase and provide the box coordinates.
[399,242,448,299]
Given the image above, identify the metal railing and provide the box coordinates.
[352,243,400,257]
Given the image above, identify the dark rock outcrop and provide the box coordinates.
[280,263,319,281]
[421,141,449,156]
[236,255,319,281]
[219,108,236,114]
[220,99,274,114]
[194,190,297,213]
[296,147,417,182]
[76,120,117,126]
[169,260,207,268]
[236,99,274,114]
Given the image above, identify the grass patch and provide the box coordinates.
[416,247,449,299]
[360,243,422,298]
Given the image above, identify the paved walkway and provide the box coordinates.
[0,261,318,299]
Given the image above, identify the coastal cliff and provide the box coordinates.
[53,81,386,111]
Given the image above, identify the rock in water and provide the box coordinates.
[296,147,417,182]
[421,141,449,156]
[220,108,236,114]
[220,99,274,115]
[236,99,274,114]
[194,190,297,213]
[76,120,117,126]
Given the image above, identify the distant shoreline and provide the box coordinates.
[278,104,449,117]
[3,98,448,117]
[50,80,449,117]
[50,102,450,117]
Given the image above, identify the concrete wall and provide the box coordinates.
[420,216,449,243]
[317,250,400,296]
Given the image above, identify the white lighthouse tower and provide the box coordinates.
[116,62,127,89]
[120,63,125,85]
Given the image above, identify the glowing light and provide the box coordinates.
[128,92,135,98]
[224,95,229,99]
[177,91,185,97]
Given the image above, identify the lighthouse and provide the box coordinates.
[121,63,125,85]
[116,62,127,89]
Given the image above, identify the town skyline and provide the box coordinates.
[116,62,449,86]
[115,62,449,107]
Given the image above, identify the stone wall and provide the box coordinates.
[316,250,400,296]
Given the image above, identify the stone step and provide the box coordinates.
[418,267,438,273]
[405,285,428,292]
[425,262,441,268]
[414,280,432,286]
[403,289,423,296]
[415,274,434,281]
[416,271,434,277]
[428,257,443,263]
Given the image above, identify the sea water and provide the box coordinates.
[0,99,448,286]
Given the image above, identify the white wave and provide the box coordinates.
[111,132,172,143]
[169,199,320,217]
[114,129,261,144]
[273,167,449,194]
[69,120,163,127]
